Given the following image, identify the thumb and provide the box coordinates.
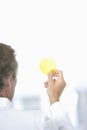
[55,70,64,79]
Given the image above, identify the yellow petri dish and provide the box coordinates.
[40,57,56,75]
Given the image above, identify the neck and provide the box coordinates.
[0,88,9,99]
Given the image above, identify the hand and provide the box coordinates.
[44,70,66,105]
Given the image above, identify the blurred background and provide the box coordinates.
[0,0,87,130]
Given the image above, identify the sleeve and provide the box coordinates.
[49,102,75,130]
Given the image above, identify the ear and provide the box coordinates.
[6,75,14,88]
[6,75,16,100]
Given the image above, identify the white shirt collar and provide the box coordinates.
[0,97,11,108]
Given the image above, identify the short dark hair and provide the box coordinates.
[0,43,18,89]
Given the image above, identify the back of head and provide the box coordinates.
[0,43,18,90]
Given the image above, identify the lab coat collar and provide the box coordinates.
[0,97,11,108]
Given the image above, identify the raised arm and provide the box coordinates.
[44,70,74,130]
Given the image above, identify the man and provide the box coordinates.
[0,43,74,130]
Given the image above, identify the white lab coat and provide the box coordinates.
[0,98,74,130]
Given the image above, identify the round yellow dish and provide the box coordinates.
[40,57,56,75]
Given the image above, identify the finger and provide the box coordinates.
[44,81,48,88]
[55,70,66,86]
[54,70,64,79]
[48,72,54,84]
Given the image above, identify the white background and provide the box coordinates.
[0,0,87,125]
